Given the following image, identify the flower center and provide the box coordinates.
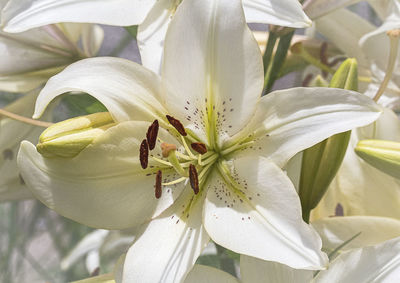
[139,116,219,199]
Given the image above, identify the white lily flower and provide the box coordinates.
[1,0,311,74]
[184,235,400,283]
[0,23,103,93]
[17,0,381,281]
[0,22,103,201]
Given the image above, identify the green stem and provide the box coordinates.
[263,30,295,94]
[262,32,278,75]
[216,244,237,277]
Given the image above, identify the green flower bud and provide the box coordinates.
[299,58,358,222]
[355,139,400,179]
[37,112,115,158]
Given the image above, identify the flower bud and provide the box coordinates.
[37,112,114,158]
[355,139,400,180]
[299,58,357,222]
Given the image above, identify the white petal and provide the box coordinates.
[34,57,167,122]
[0,30,72,75]
[137,0,174,75]
[122,189,210,283]
[313,108,400,219]
[204,156,328,270]
[314,237,400,283]
[184,264,239,283]
[312,216,400,252]
[304,0,361,20]
[240,255,313,283]
[1,0,157,32]
[162,0,263,143]
[0,91,42,201]
[61,229,109,270]
[315,8,375,68]
[237,87,381,167]
[17,121,186,229]
[243,0,311,27]
[0,66,65,93]
[80,24,104,57]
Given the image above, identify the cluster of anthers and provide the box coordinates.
[139,115,215,199]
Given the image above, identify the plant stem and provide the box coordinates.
[263,30,295,94]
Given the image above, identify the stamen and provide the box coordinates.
[189,164,199,194]
[155,170,162,199]
[140,139,149,169]
[166,115,187,136]
[162,176,187,186]
[373,29,400,102]
[181,136,196,159]
[161,143,177,158]
[146,120,159,150]
[191,142,207,154]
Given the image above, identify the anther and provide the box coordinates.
[155,170,162,199]
[140,139,149,169]
[191,142,207,154]
[146,120,159,150]
[166,115,187,136]
[161,143,177,158]
[189,164,199,194]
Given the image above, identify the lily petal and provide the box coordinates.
[0,91,42,201]
[184,264,239,283]
[240,255,313,283]
[33,57,167,122]
[204,156,328,270]
[121,189,210,283]
[238,87,381,167]
[1,0,157,32]
[17,121,186,229]
[162,0,263,144]
[304,0,360,20]
[61,229,109,271]
[137,0,175,74]
[314,237,400,283]
[315,8,375,69]
[312,216,400,251]
[243,0,312,28]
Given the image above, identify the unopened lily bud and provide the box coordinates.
[329,58,358,91]
[37,112,114,158]
[299,58,357,222]
[310,75,329,87]
[355,139,400,179]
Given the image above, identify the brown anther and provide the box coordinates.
[191,142,207,154]
[161,142,177,158]
[146,120,159,150]
[155,170,162,199]
[140,139,149,169]
[189,164,199,194]
[166,115,187,136]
